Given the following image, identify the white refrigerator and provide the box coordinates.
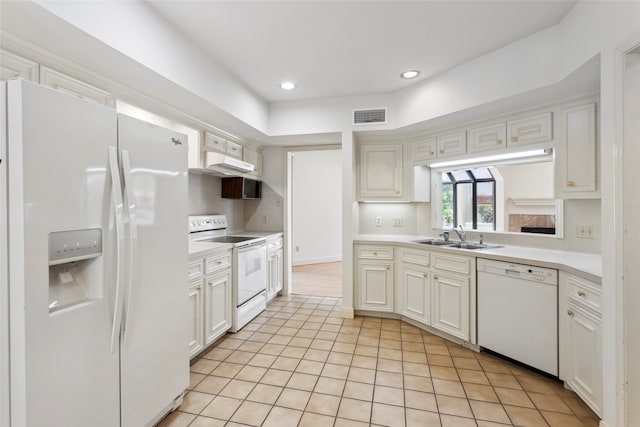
[1,79,190,426]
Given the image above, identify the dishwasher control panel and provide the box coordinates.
[477,258,558,285]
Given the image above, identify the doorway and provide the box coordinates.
[287,147,342,297]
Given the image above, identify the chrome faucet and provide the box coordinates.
[453,225,466,242]
[439,231,450,242]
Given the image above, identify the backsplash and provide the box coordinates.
[188,172,244,232]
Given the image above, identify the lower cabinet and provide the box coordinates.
[204,270,232,346]
[432,272,470,340]
[266,235,284,301]
[355,244,473,342]
[560,272,602,416]
[188,248,232,359]
[397,248,431,325]
[188,280,204,356]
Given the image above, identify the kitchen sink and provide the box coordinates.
[447,242,503,250]
[413,239,456,246]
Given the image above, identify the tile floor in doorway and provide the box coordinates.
[158,295,599,427]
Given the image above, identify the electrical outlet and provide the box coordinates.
[577,224,595,238]
[375,217,383,227]
[296,246,299,252]
[393,217,403,227]
[276,198,282,207]
[262,215,268,224]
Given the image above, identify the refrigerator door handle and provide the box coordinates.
[121,150,138,348]
[108,146,125,353]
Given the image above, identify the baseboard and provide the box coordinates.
[341,306,354,319]
[292,256,342,266]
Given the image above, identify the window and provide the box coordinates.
[441,167,495,231]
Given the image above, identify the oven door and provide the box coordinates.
[236,241,267,307]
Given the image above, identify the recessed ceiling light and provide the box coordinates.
[280,81,296,91]
[400,70,420,80]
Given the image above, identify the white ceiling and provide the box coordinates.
[147,0,577,103]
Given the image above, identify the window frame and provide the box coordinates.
[442,168,496,230]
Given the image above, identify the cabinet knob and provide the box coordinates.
[434,275,438,280]
[567,180,575,187]
[578,291,586,297]
[511,136,518,142]
[439,149,445,154]
[423,273,428,278]
[496,139,502,144]
[567,309,575,317]
[373,251,378,256]
[429,151,434,155]
[386,266,390,271]
[396,190,400,194]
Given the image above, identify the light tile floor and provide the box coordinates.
[158,295,599,427]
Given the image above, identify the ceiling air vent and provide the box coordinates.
[353,108,387,125]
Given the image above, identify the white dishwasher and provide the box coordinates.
[477,258,558,376]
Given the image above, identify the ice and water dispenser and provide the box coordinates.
[48,229,102,313]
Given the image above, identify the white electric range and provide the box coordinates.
[188,215,267,332]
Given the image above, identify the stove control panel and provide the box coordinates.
[189,215,227,233]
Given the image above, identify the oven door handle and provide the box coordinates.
[238,239,267,251]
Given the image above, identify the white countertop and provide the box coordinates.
[354,234,602,283]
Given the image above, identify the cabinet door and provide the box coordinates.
[507,112,552,147]
[556,103,597,196]
[566,302,602,416]
[204,270,232,345]
[204,132,226,153]
[436,131,466,158]
[0,49,39,81]
[243,148,263,177]
[398,264,431,325]
[433,273,469,340]
[357,260,394,312]
[188,281,204,358]
[412,138,437,163]
[359,144,403,199]
[225,140,242,158]
[469,122,507,153]
[40,66,114,107]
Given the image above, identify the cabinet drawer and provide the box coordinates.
[205,251,232,275]
[188,259,204,282]
[412,138,437,163]
[398,247,430,267]
[432,253,471,275]
[267,237,283,252]
[567,275,601,313]
[469,122,507,153]
[225,141,242,158]
[357,245,394,260]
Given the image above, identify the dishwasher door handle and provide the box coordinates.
[505,269,521,276]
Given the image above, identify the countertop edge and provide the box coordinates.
[354,235,602,284]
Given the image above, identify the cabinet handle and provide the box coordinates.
[567,309,574,317]
[439,149,445,154]
[578,291,586,297]
[567,180,575,187]
[496,139,502,144]
[386,266,390,271]
[423,273,428,278]
[434,275,438,280]
[396,190,400,194]
[511,136,518,142]
[373,251,378,256]
[429,151,434,155]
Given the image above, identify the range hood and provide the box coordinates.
[205,152,255,175]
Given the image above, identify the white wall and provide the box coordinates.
[245,147,285,233]
[188,173,244,232]
[291,150,342,265]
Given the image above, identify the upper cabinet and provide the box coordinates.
[411,137,437,164]
[507,112,553,148]
[436,131,467,158]
[243,147,263,178]
[555,103,598,198]
[359,143,404,199]
[40,66,114,107]
[0,49,39,82]
[469,123,507,153]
